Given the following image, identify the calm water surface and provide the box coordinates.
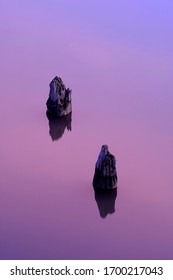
[0,0,173,259]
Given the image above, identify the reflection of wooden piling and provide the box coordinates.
[46,111,72,141]
[94,188,117,218]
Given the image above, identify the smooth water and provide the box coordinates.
[0,0,173,259]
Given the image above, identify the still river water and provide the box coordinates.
[0,0,173,259]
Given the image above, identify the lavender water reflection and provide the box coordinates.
[1,0,173,260]
[94,188,118,218]
[46,112,72,141]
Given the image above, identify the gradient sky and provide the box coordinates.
[0,0,173,259]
